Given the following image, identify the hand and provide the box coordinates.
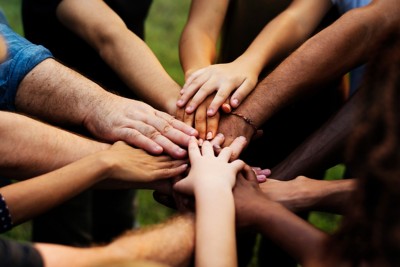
[177,62,258,116]
[233,165,270,228]
[174,137,245,196]
[177,94,220,141]
[101,141,189,183]
[218,113,256,148]
[259,176,324,212]
[83,94,198,159]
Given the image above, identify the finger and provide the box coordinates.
[221,98,232,114]
[175,106,186,122]
[230,79,255,108]
[231,159,246,173]
[252,129,264,141]
[145,129,188,159]
[207,85,235,116]
[205,111,220,140]
[254,168,271,177]
[227,136,247,160]
[200,140,214,157]
[257,175,267,183]
[195,102,208,140]
[157,111,198,137]
[185,80,219,114]
[188,136,201,161]
[181,68,206,93]
[179,74,210,110]
[183,110,195,129]
[210,133,225,152]
[218,146,233,162]
[242,165,258,183]
[118,127,164,155]
[153,163,189,179]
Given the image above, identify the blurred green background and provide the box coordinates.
[1,0,343,265]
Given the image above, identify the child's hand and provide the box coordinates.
[174,137,245,195]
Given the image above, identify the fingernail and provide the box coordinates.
[177,148,186,155]
[181,164,188,169]
[206,132,213,140]
[232,98,239,106]
[198,139,204,146]
[207,108,214,116]
[177,99,184,106]
[239,136,247,141]
[186,106,193,113]
[217,133,224,138]
[213,144,221,150]
[180,89,184,94]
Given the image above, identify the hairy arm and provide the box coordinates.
[15,58,197,159]
[36,213,195,267]
[55,0,180,114]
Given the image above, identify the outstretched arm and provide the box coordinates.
[15,58,197,159]
[234,168,329,266]
[56,0,180,114]
[35,213,195,267]
[0,141,188,226]
[174,137,245,267]
[219,0,400,146]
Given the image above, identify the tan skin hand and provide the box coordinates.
[102,141,189,183]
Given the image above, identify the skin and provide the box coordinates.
[218,0,400,147]
[178,0,332,116]
[233,169,329,266]
[15,58,197,159]
[175,137,245,267]
[49,0,213,137]
[0,139,187,225]
[35,213,195,267]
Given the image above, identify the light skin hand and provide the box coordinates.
[100,141,189,183]
[174,137,245,195]
[83,94,198,159]
[177,62,258,116]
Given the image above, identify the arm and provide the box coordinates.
[0,141,188,225]
[271,88,363,180]
[35,213,194,267]
[219,0,400,146]
[234,167,329,266]
[260,176,356,214]
[56,0,180,114]
[174,138,245,267]
[179,0,229,78]
[0,111,108,180]
[178,0,332,114]
[15,58,197,159]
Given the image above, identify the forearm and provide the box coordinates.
[195,187,236,267]
[15,58,114,126]
[0,154,110,224]
[98,28,181,114]
[271,89,363,180]
[179,31,216,77]
[0,111,109,179]
[237,0,331,75]
[236,1,397,127]
[252,199,328,265]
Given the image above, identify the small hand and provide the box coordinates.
[177,62,258,116]
[84,94,198,159]
[174,137,245,195]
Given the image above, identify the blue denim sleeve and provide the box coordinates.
[0,20,53,111]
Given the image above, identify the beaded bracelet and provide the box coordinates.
[0,193,13,233]
[230,111,258,132]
